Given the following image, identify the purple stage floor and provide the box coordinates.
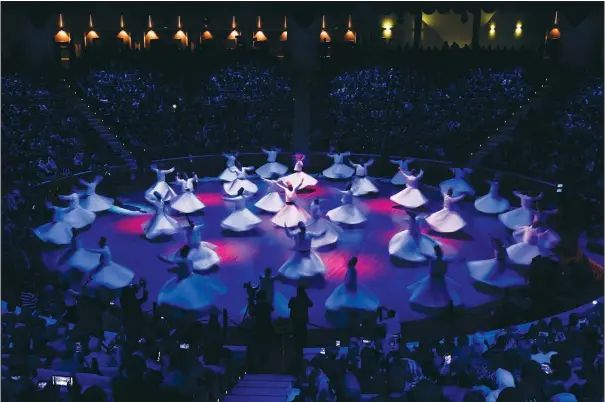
[42,177,519,328]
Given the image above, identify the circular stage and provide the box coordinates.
[40,170,539,329]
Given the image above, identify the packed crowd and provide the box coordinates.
[1,74,120,189]
[300,309,603,402]
[316,64,532,158]
[77,62,292,163]
[487,77,604,200]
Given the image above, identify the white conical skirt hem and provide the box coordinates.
[88,262,135,290]
[391,172,407,186]
[66,249,101,273]
[327,204,367,225]
[307,218,343,248]
[158,274,225,313]
[389,230,441,262]
[221,209,262,232]
[171,192,205,214]
[467,259,526,288]
[323,163,355,180]
[255,192,285,213]
[81,194,114,213]
[408,276,462,308]
[325,284,380,312]
[390,188,429,209]
[63,206,96,229]
[439,178,475,197]
[256,162,288,178]
[280,171,318,189]
[499,207,534,230]
[426,209,467,233]
[146,181,177,201]
[223,179,259,196]
[474,194,510,214]
[506,242,544,266]
[166,243,221,271]
[513,228,560,250]
[143,213,180,239]
[278,251,327,280]
[34,221,73,245]
[351,177,379,196]
[218,168,238,182]
[271,204,312,228]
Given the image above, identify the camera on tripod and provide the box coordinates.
[243,282,259,303]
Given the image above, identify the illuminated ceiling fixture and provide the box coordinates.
[489,22,496,36]
[382,18,393,39]
[227,16,240,40]
[146,15,159,41]
[117,14,130,40]
[515,21,523,36]
[174,15,186,41]
[55,13,70,43]
[319,15,331,42]
[87,14,99,39]
[549,11,561,40]
[254,16,267,42]
[202,25,213,40]
[344,14,355,43]
[280,16,287,41]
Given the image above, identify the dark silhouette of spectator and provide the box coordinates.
[289,286,313,372]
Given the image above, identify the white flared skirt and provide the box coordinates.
[81,193,114,213]
[513,228,560,250]
[87,262,135,291]
[271,204,312,228]
[64,206,96,229]
[474,194,510,214]
[389,230,441,262]
[506,242,543,266]
[218,168,238,182]
[390,188,429,209]
[255,191,285,213]
[467,259,526,288]
[67,249,101,273]
[166,242,221,271]
[34,221,73,245]
[158,274,225,313]
[327,204,367,225]
[223,179,259,196]
[440,178,475,197]
[171,192,205,214]
[499,207,534,230]
[408,276,462,308]
[221,209,262,232]
[391,172,407,186]
[307,218,343,248]
[325,284,380,312]
[280,171,318,189]
[323,163,355,180]
[278,250,327,280]
[146,181,177,201]
[256,162,288,178]
[351,177,379,196]
[143,213,180,239]
[426,208,467,233]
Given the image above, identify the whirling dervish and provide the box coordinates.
[440,167,475,197]
[218,152,239,182]
[530,205,560,249]
[474,175,510,214]
[281,153,318,189]
[143,191,180,240]
[257,268,290,318]
[221,187,262,232]
[349,158,379,197]
[390,168,429,209]
[389,211,443,262]
[223,161,258,196]
[270,179,312,228]
[507,221,551,266]
[323,148,354,180]
[34,201,74,245]
[327,182,368,226]
[60,192,96,229]
[146,165,177,201]
[83,236,135,297]
[256,147,288,179]
[255,178,286,213]
[158,245,226,316]
[325,257,380,312]
[171,172,205,214]
[426,188,468,234]
[305,199,343,248]
[79,176,114,213]
[278,221,327,280]
[163,217,220,271]
[408,245,463,309]
[57,229,102,276]
[498,191,542,230]
[390,158,414,186]
[467,237,526,289]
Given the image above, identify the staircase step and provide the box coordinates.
[236,380,291,389]
[241,374,295,382]
[224,396,286,402]
[230,387,289,396]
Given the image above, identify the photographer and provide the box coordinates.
[250,290,274,371]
